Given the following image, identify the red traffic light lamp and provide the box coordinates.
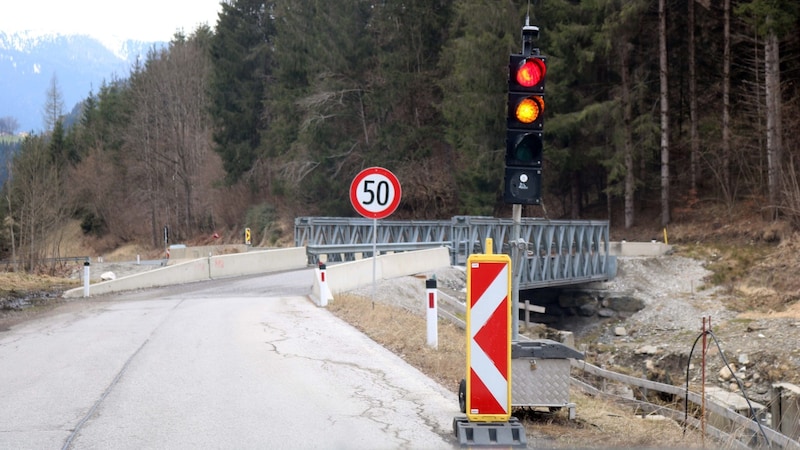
[515,57,546,88]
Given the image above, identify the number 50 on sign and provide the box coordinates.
[350,167,402,220]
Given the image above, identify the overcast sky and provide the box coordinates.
[0,0,223,43]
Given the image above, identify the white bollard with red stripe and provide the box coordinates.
[318,262,329,307]
[425,277,438,349]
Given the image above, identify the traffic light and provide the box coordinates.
[504,53,546,205]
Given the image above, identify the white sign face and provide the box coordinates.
[350,167,401,219]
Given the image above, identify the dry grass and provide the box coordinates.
[0,273,79,328]
[0,272,78,294]
[328,293,465,390]
[529,394,707,448]
[328,293,713,448]
[55,220,161,262]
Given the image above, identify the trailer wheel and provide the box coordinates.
[458,379,466,413]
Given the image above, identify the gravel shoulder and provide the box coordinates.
[351,253,800,405]
[603,255,800,404]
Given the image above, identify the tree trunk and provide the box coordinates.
[722,0,731,201]
[659,0,670,226]
[689,0,699,196]
[765,28,782,220]
[4,181,17,272]
[620,44,635,229]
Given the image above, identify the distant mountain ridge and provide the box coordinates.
[0,31,163,132]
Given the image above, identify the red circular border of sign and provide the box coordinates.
[349,167,402,219]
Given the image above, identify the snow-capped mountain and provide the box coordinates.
[0,31,163,132]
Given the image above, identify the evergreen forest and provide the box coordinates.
[2,0,800,267]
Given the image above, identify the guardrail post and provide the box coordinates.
[83,261,90,297]
[426,277,438,348]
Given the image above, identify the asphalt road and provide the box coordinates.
[0,269,458,449]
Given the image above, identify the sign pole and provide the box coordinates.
[372,217,377,308]
[511,204,522,341]
[349,166,402,309]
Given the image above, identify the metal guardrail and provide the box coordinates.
[1,256,90,269]
[306,241,451,262]
[52,256,91,263]
[295,216,613,289]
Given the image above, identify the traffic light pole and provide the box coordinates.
[507,17,545,340]
[511,203,522,342]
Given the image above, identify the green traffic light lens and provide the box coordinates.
[514,134,543,163]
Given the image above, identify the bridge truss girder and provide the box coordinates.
[294,216,613,289]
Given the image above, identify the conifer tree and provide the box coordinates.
[209,0,275,184]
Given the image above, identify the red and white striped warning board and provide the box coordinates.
[465,246,511,422]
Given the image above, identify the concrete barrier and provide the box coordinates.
[772,383,800,440]
[318,247,451,302]
[209,248,307,278]
[609,241,671,257]
[64,247,308,298]
[326,257,377,293]
[705,386,767,446]
[168,244,248,260]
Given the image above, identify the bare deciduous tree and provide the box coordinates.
[7,137,69,270]
[722,0,732,198]
[124,34,214,243]
[765,28,782,219]
[43,74,65,133]
[659,0,671,226]
[0,116,20,135]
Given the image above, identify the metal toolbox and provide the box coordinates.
[511,339,584,418]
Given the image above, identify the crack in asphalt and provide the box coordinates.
[259,317,452,448]
[61,299,186,450]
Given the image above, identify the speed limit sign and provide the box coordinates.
[350,167,402,219]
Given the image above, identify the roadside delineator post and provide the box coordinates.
[83,261,90,297]
[426,276,438,349]
[318,262,329,307]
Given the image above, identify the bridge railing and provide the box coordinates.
[294,216,613,288]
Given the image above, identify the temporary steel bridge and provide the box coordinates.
[294,216,614,289]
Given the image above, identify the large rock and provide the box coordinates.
[606,293,645,312]
[559,290,597,308]
[635,345,659,355]
[719,364,737,381]
[597,308,617,318]
[578,302,599,317]
[100,271,116,281]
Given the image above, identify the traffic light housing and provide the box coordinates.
[504,53,546,205]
